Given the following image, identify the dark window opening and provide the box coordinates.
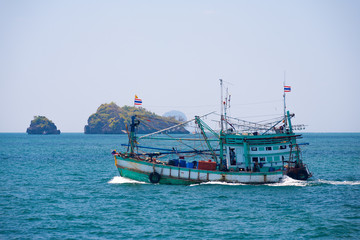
[229,148,236,165]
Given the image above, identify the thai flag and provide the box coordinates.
[134,95,142,105]
[284,86,291,92]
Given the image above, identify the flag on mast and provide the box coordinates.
[134,95,142,105]
[284,86,291,92]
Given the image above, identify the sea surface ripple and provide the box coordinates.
[0,133,359,239]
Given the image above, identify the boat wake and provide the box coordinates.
[266,176,309,187]
[267,176,360,187]
[189,176,360,187]
[315,179,360,186]
[108,176,147,184]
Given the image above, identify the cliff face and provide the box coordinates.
[84,102,189,134]
[27,116,61,134]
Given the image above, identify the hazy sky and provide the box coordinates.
[1,0,359,132]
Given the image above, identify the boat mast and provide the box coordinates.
[220,79,224,133]
[195,116,218,163]
[129,116,140,155]
[283,71,287,128]
[219,79,225,170]
[224,87,229,132]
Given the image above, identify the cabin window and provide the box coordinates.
[266,146,272,151]
[280,145,287,150]
[259,147,264,151]
[251,147,257,151]
[259,157,266,162]
[229,147,236,165]
[267,156,272,162]
[252,157,259,163]
[274,156,280,161]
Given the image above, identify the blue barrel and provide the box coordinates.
[186,162,194,169]
[179,160,186,167]
[173,159,179,166]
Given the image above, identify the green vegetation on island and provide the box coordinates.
[27,116,61,135]
[84,102,189,134]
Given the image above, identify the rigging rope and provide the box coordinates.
[138,119,199,152]
[138,112,215,140]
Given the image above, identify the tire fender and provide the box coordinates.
[149,172,161,183]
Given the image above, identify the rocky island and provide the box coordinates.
[84,102,189,134]
[26,116,61,134]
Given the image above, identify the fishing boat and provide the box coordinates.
[112,80,311,184]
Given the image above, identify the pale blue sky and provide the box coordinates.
[1,0,359,132]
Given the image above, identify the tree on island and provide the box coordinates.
[26,116,61,135]
[84,102,189,134]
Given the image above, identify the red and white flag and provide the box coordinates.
[134,95,142,105]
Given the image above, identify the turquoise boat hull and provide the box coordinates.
[114,155,283,185]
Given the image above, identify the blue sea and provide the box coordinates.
[0,133,359,239]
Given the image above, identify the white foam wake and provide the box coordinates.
[268,176,360,187]
[267,176,309,187]
[108,176,147,184]
[316,179,360,186]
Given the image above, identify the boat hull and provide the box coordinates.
[115,155,283,185]
[286,166,311,180]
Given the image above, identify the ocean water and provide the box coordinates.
[0,133,359,239]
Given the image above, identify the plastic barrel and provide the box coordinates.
[179,160,186,167]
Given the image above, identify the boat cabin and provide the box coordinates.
[223,133,297,172]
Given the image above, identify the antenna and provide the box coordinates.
[224,87,229,131]
[283,71,287,127]
[220,79,224,132]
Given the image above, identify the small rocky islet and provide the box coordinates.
[26,116,61,135]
